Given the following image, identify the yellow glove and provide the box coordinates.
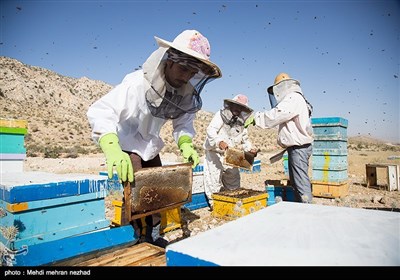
[244,115,255,128]
[99,133,134,182]
[178,135,199,168]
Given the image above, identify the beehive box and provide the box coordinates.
[0,118,28,173]
[184,192,208,210]
[312,180,349,198]
[266,185,295,205]
[312,154,348,170]
[112,201,181,234]
[0,172,110,250]
[212,188,267,220]
[0,172,136,266]
[240,159,261,173]
[312,169,348,183]
[9,225,135,266]
[312,140,348,154]
[311,117,348,141]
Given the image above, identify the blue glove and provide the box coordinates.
[99,133,134,182]
[244,115,255,128]
[178,135,200,168]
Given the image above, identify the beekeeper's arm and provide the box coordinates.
[173,113,199,167]
[87,78,135,182]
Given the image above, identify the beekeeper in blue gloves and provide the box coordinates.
[203,94,258,210]
[87,30,221,248]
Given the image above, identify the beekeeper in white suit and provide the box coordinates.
[245,73,314,203]
[203,94,258,210]
[87,30,221,247]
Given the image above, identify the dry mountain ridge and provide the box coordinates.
[0,56,397,158]
[0,56,278,157]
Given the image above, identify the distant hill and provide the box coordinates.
[0,56,397,158]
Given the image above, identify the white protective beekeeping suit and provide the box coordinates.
[86,30,222,246]
[203,94,254,208]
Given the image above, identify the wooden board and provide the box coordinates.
[75,242,166,266]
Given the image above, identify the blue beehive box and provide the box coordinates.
[312,117,348,141]
[312,117,348,155]
[312,169,348,183]
[312,154,348,170]
[0,172,137,266]
[312,140,348,155]
[240,159,261,173]
[265,180,295,205]
[0,172,110,250]
[0,119,28,173]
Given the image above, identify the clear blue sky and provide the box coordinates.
[1,0,399,143]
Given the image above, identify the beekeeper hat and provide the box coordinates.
[155,30,222,78]
[267,72,299,94]
[224,94,253,113]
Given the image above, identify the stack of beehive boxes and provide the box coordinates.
[311,117,349,198]
[0,118,28,173]
[0,171,137,266]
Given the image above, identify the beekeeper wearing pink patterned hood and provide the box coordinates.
[203,94,259,210]
[87,30,221,248]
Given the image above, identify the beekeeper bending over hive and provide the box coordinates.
[87,30,222,248]
[203,94,259,210]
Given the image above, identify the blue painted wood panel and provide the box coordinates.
[0,133,26,154]
[266,185,295,205]
[312,140,348,150]
[311,117,348,128]
[240,160,261,173]
[166,250,218,266]
[313,126,347,141]
[0,172,108,203]
[9,225,136,266]
[1,191,106,213]
[312,169,348,183]
[99,172,123,192]
[312,155,348,171]
[184,192,208,210]
[313,148,348,156]
[0,194,109,249]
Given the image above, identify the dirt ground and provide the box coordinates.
[23,149,400,244]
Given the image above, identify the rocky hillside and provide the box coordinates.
[1,56,398,158]
[0,56,279,158]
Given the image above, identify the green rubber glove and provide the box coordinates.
[244,115,255,128]
[99,133,134,182]
[178,135,199,168]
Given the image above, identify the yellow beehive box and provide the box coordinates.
[212,188,267,220]
[111,200,181,233]
[312,180,349,198]
[112,200,124,226]
[0,118,28,129]
[160,207,181,233]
